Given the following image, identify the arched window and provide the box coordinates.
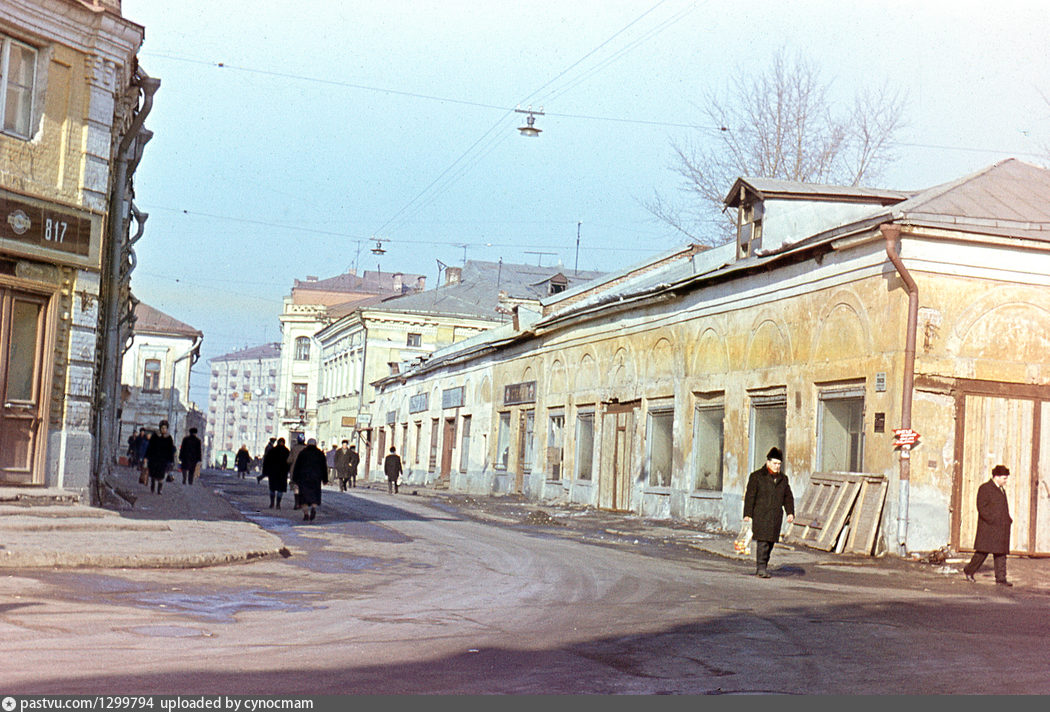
[294,336,310,361]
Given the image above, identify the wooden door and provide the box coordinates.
[440,417,456,478]
[0,288,49,485]
[599,403,636,511]
[955,394,1038,554]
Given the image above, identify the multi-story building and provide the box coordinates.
[207,342,281,468]
[0,0,151,497]
[314,260,604,468]
[276,269,424,444]
[119,301,202,448]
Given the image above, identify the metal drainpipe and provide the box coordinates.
[94,70,160,500]
[880,223,918,556]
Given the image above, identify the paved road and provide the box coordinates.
[2,474,1049,694]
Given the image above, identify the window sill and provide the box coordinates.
[689,490,723,500]
[643,486,673,496]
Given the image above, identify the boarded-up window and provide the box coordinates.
[459,415,471,473]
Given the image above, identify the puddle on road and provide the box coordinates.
[130,589,321,623]
[124,624,210,638]
[283,550,383,574]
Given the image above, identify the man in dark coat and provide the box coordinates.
[743,446,794,578]
[334,440,352,492]
[179,427,202,485]
[384,446,403,494]
[963,464,1014,586]
[234,445,252,479]
[292,438,328,521]
[260,437,291,509]
[143,420,175,495]
[348,445,360,488]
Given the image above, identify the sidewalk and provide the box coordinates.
[0,466,287,569]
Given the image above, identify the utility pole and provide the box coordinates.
[575,221,582,276]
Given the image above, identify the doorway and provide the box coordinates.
[440,416,456,480]
[953,386,1050,555]
[0,287,51,485]
[599,401,637,511]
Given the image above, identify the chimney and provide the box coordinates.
[415,275,426,292]
[306,276,318,282]
[392,272,404,293]
[512,305,520,331]
[446,266,462,285]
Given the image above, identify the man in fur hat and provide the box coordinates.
[743,446,794,578]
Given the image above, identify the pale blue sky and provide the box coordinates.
[120,0,1050,403]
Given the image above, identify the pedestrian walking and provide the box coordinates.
[143,420,175,495]
[384,446,403,494]
[135,428,150,468]
[264,437,276,456]
[288,436,306,509]
[179,427,203,485]
[326,443,338,487]
[348,444,360,488]
[234,445,251,479]
[333,440,352,491]
[260,437,291,509]
[291,438,328,521]
[742,446,794,578]
[963,464,1014,586]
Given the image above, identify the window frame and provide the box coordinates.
[692,402,725,492]
[547,410,565,481]
[294,336,311,361]
[646,406,675,488]
[406,332,422,347]
[817,386,866,473]
[575,410,595,481]
[0,35,37,140]
[495,411,511,471]
[142,358,162,393]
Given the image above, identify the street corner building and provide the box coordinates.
[0,0,154,501]
[368,159,1050,558]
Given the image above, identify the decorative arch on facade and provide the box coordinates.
[610,344,637,388]
[746,316,791,371]
[947,299,1050,365]
[810,291,873,363]
[690,326,729,376]
[548,358,567,395]
[575,352,599,393]
[646,336,676,381]
[479,375,492,404]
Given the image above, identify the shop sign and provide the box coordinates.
[0,189,100,269]
[504,381,536,406]
[409,392,429,413]
[442,386,464,409]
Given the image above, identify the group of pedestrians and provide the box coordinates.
[134,419,202,495]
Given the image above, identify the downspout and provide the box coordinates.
[357,322,369,470]
[166,335,203,437]
[880,223,918,556]
[94,68,160,502]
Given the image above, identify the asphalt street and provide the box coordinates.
[2,471,1049,694]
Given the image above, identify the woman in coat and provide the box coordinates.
[742,447,794,578]
[291,438,328,521]
[143,420,175,495]
[234,445,252,479]
[260,437,291,509]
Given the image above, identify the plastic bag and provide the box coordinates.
[733,520,753,554]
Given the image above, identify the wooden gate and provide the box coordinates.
[953,387,1049,555]
[599,401,637,511]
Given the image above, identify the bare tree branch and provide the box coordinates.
[647,48,908,246]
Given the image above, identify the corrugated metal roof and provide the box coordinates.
[293,269,425,293]
[133,302,202,338]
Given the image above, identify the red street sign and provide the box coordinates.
[893,428,920,446]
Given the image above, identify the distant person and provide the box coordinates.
[260,437,291,509]
[264,437,276,456]
[292,438,328,521]
[221,453,228,470]
[384,446,403,494]
[179,427,203,485]
[135,428,150,468]
[235,444,251,479]
[742,447,794,578]
[326,444,339,485]
[334,440,353,492]
[143,420,175,495]
[127,432,138,467]
[963,465,1014,586]
[348,445,360,489]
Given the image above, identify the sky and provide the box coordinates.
[120,0,1050,404]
